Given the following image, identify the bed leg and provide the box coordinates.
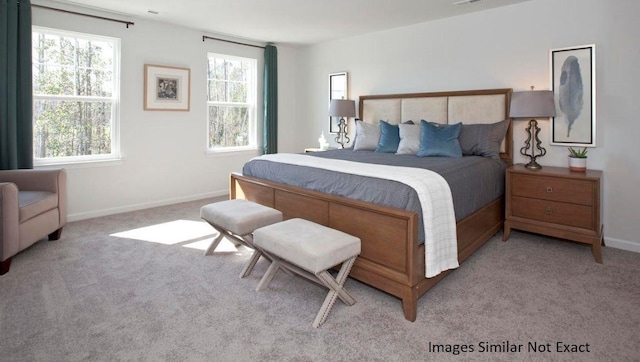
[402,294,418,322]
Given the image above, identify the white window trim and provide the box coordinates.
[32,26,121,166]
[206,53,258,153]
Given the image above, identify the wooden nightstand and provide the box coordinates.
[503,164,604,263]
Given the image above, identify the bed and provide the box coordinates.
[230,88,513,321]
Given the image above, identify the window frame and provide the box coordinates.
[32,26,121,166]
[206,52,257,153]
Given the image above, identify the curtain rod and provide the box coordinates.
[202,35,265,49]
[32,4,135,28]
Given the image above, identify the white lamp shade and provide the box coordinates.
[329,99,356,118]
[510,90,556,118]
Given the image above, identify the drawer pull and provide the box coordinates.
[546,186,553,193]
[545,207,553,215]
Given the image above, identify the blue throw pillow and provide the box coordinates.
[417,120,463,157]
[375,120,401,153]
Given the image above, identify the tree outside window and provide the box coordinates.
[206,53,256,151]
[32,27,120,163]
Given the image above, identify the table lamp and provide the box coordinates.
[509,87,557,169]
[329,99,356,148]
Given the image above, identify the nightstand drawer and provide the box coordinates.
[512,196,594,229]
[511,174,593,205]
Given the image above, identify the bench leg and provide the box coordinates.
[203,223,247,256]
[258,251,353,305]
[239,234,262,278]
[313,256,357,328]
[256,259,281,291]
[240,249,263,278]
[204,228,283,279]
[203,232,225,256]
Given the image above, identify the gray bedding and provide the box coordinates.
[242,149,506,243]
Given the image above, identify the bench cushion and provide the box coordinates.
[253,218,361,274]
[200,199,282,236]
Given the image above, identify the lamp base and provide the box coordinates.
[524,160,542,169]
[334,117,350,148]
[520,119,546,170]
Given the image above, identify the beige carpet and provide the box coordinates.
[1,197,638,361]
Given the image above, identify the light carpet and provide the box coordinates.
[1,197,638,361]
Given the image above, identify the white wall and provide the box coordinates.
[33,1,299,220]
[294,0,640,251]
[34,0,638,251]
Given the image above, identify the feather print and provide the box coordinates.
[558,56,584,137]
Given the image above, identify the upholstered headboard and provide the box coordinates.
[358,88,513,164]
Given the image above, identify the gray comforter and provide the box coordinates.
[242,149,506,243]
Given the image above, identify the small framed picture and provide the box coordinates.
[550,44,596,146]
[144,64,191,111]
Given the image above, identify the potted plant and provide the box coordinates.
[568,147,588,172]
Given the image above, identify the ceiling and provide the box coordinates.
[43,0,532,46]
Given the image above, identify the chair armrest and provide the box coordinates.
[1,182,20,261]
[0,169,65,193]
[0,169,67,226]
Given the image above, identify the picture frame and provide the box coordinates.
[550,44,596,147]
[144,64,191,111]
[329,72,348,133]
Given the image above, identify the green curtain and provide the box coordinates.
[0,0,33,170]
[263,44,277,154]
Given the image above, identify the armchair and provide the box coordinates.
[1,169,67,275]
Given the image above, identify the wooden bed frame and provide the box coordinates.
[230,88,513,322]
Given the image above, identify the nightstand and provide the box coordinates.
[503,164,604,263]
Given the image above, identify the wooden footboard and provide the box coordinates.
[230,172,503,321]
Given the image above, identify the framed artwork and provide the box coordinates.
[329,72,348,133]
[550,44,596,146]
[144,64,191,111]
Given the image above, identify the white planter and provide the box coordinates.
[568,157,587,172]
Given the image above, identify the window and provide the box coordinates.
[32,27,120,164]
[206,53,257,151]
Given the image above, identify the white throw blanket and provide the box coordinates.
[251,153,459,278]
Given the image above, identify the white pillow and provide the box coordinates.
[396,123,421,155]
[353,121,380,151]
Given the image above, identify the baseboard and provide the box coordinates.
[604,236,640,253]
[67,190,228,222]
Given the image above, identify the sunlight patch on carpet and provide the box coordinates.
[111,220,217,246]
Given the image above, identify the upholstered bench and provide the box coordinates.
[200,199,282,278]
[253,218,361,328]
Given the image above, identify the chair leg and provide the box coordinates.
[48,228,63,241]
[1,258,11,276]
